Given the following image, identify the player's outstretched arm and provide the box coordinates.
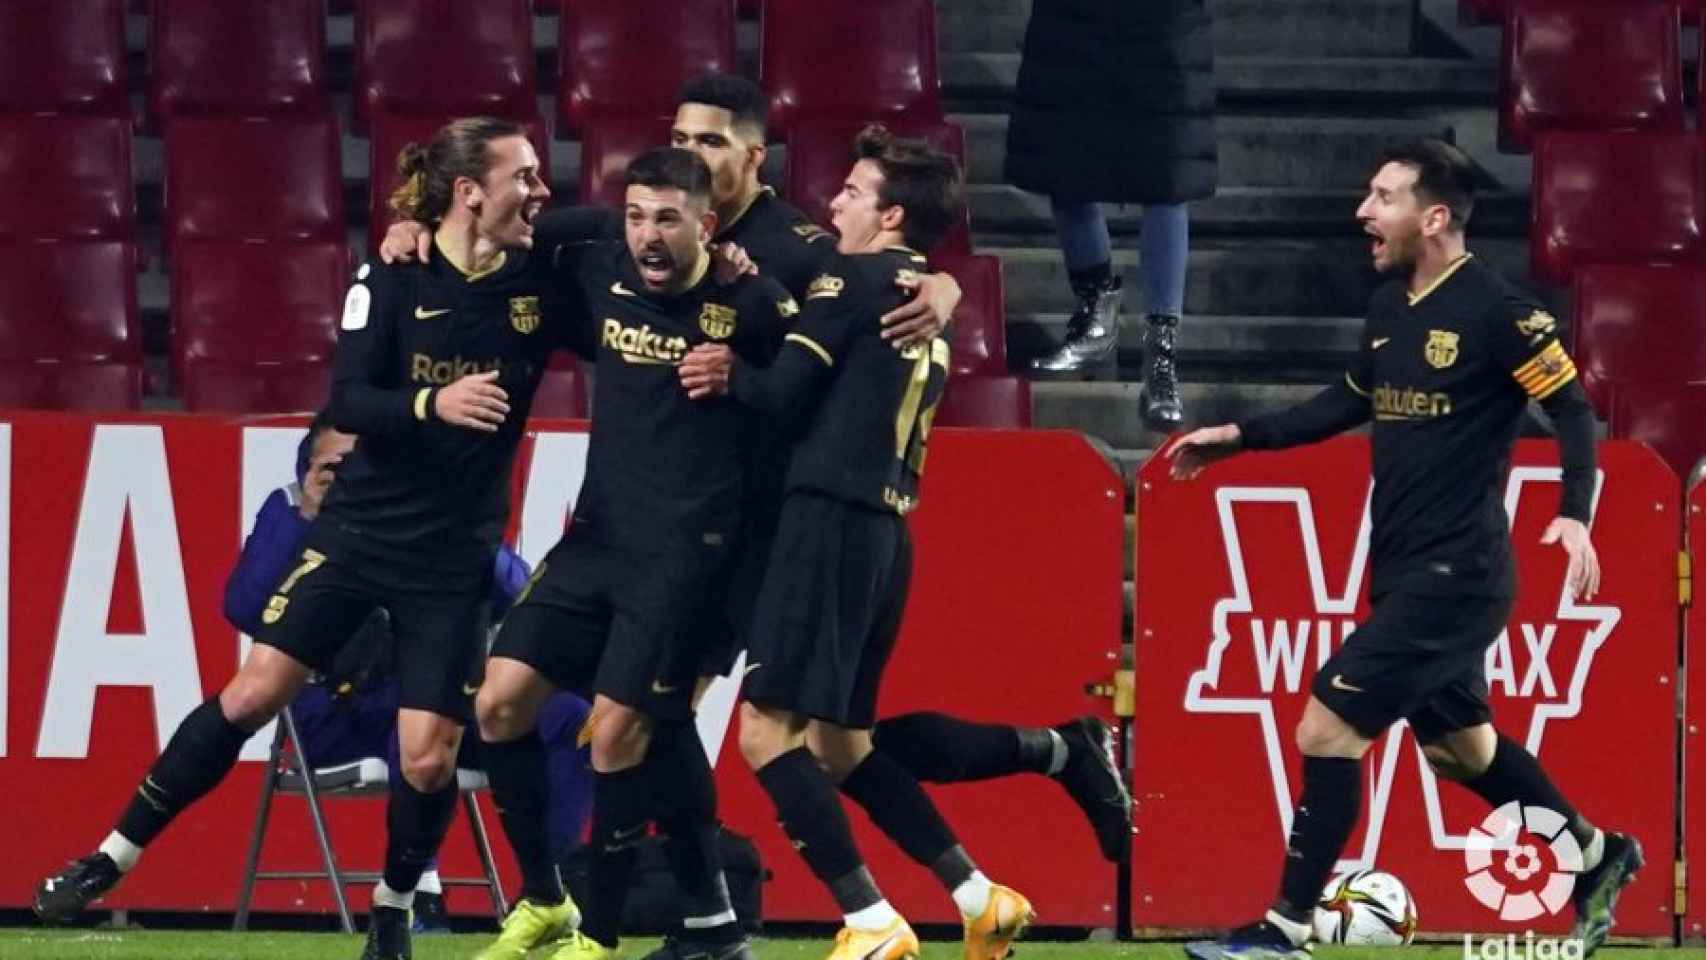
[1235,376,1372,452]
[880,270,959,347]
[1167,424,1243,480]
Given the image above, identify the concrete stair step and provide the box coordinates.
[937,0,1418,58]
[954,113,1456,190]
[988,238,1530,318]
[967,184,1529,240]
[1032,380,1331,449]
[945,54,1498,105]
[1009,312,1363,372]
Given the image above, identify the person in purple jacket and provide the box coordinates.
[223,413,596,932]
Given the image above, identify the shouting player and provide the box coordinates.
[1169,140,1641,960]
[34,117,576,960]
[680,127,1032,960]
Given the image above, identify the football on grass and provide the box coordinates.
[1313,869,1419,945]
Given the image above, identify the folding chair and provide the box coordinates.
[233,705,508,933]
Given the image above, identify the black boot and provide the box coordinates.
[1140,313,1183,431]
[1031,273,1121,375]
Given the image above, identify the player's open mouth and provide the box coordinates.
[1364,226,1385,259]
[637,248,674,284]
[518,200,542,236]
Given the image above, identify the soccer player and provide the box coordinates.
[470,147,798,960]
[33,117,576,960]
[1167,140,1641,960]
[678,127,1031,960]
[222,416,596,933]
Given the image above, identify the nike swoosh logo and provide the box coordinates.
[862,930,904,960]
[611,281,636,296]
[416,307,452,319]
[651,679,679,694]
[462,683,480,696]
[1371,338,1390,349]
[743,661,762,677]
[1330,674,1365,693]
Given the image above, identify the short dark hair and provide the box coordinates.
[1379,139,1476,232]
[853,124,965,253]
[295,410,335,487]
[624,147,714,206]
[677,72,769,140]
[388,116,528,224]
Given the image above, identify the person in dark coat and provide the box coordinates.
[1008,0,1217,430]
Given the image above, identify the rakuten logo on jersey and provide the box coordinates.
[1182,468,1620,872]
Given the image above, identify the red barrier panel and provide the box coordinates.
[1132,437,1680,937]
[0,414,1125,926]
[1687,478,1704,941]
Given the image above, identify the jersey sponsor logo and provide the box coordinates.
[1425,329,1461,369]
[414,306,452,320]
[509,296,541,334]
[777,296,800,319]
[410,353,502,385]
[341,283,371,331]
[699,302,738,340]
[600,319,688,365]
[1372,383,1453,420]
[1183,473,1619,874]
[806,274,845,300]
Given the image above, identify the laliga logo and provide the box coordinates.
[1464,802,1581,921]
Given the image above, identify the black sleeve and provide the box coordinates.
[1236,379,1373,451]
[1537,379,1598,524]
[542,254,598,362]
[327,267,433,436]
[1484,296,1597,522]
[728,277,799,365]
[727,275,860,418]
[533,205,620,251]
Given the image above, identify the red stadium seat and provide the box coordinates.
[164,113,344,251]
[532,355,592,418]
[0,113,134,241]
[785,117,970,255]
[1571,263,1706,476]
[557,0,735,136]
[934,376,1032,429]
[148,0,329,128]
[578,113,674,209]
[171,240,345,413]
[931,253,1008,378]
[0,0,127,116]
[0,239,141,410]
[367,112,552,253]
[760,0,943,135]
[355,0,535,133]
[1500,0,1684,153]
[1530,131,1703,287]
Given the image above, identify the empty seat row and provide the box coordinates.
[2,0,941,137]
[1570,264,1706,479]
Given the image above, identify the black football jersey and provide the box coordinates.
[562,241,798,552]
[1346,254,1582,595]
[318,243,584,588]
[728,247,951,515]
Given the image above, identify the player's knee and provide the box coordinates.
[1421,741,1490,781]
[738,703,786,769]
[399,746,456,793]
[475,688,528,743]
[218,675,287,731]
[1294,710,1367,759]
[590,707,651,771]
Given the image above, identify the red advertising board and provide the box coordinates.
[0,414,1126,927]
[1132,437,1680,937]
[1687,478,1703,941]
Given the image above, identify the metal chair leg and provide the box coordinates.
[464,791,509,920]
[284,707,355,935]
[233,721,287,931]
